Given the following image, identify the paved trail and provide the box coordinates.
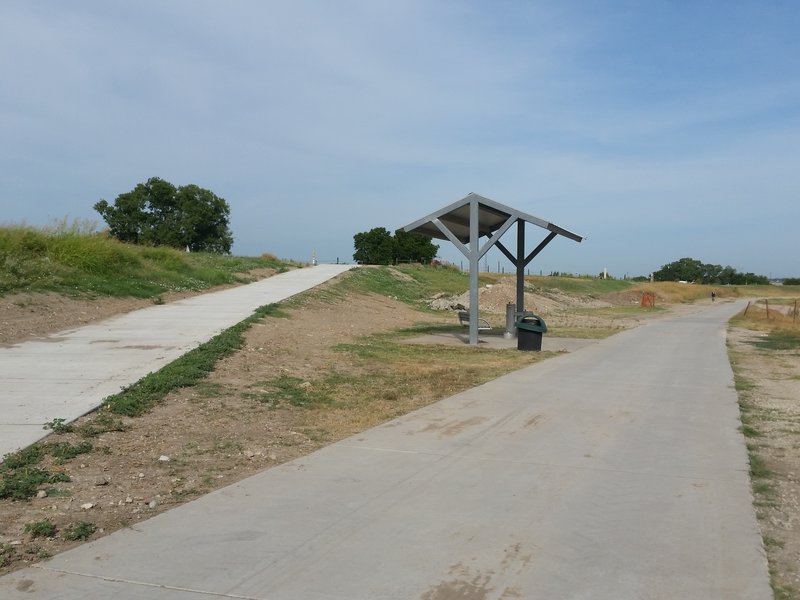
[0,300,770,599]
[0,264,354,458]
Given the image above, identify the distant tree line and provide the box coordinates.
[94,177,233,253]
[653,257,768,285]
[783,278,800,286]
[353,227,438,265]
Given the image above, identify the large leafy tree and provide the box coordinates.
[94,177,233,253]
[653,257,705,282]
[394,229,438,264]
[353,227,395,265]
[353,227,438,265]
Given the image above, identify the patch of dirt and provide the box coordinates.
[728,326,800,595]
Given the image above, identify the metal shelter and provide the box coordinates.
[402,193,584,345]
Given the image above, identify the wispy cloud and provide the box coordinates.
[1,0,798,275]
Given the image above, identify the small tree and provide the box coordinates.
[94,177,233,253]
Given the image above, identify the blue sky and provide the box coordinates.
[1,1,798,277]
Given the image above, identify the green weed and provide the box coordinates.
[194,382,226,398]
[1,438,85,500]
[753,481,775,496]
[43,418,74,434]
[749,330,800,351]
[47,441,93,462]
[61,521,96,541]
[748,453,772,479]
[25,545,52,560]
[24,518,57,538]
[1,446,45,469]
[734,373,756,392]
[76,412,129,437]
[0,467,70,501]
[739,424,761,438]
[771,574,796,600]
[247,375,330,408]
[0,543,13,568]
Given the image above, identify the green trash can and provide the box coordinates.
[517,314,547,351]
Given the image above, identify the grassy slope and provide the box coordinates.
[0,224,294,298]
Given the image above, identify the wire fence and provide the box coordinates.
[743,299,799,324]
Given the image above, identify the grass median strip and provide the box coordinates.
[104,303,288,416]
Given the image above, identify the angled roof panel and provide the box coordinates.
[401,193,583,244]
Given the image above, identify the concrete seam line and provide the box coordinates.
[32,566,267,600]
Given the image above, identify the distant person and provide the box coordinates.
[711,290,717,302]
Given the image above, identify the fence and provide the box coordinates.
[743,299,799,324]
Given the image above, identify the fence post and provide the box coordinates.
[744,301,750,317]
[766,299,770,320]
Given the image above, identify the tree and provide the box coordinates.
[353,227,395,264]
[94,177,233,253]
[653,257,769,285]
[352,227,439,265]
[393,229,438,264]
[653,257,705,282]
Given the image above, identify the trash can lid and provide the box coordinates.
[516,314,547,333]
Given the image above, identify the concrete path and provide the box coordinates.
[0,264,354,458]
[0,300,771,599]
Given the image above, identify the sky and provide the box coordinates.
[1,1,798,278]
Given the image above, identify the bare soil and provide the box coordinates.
[728,326,800,597]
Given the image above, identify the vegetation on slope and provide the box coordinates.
[0,222,294,297]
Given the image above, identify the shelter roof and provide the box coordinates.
[402,193,583,243]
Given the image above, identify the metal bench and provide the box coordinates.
[458,311,492,331]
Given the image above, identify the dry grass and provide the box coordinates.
[734,301,800,331]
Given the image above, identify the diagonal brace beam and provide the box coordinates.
[432,218,470,257]
[478,215,517,260]
[524,231,558,266]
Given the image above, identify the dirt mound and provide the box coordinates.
[428,279,611,317]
